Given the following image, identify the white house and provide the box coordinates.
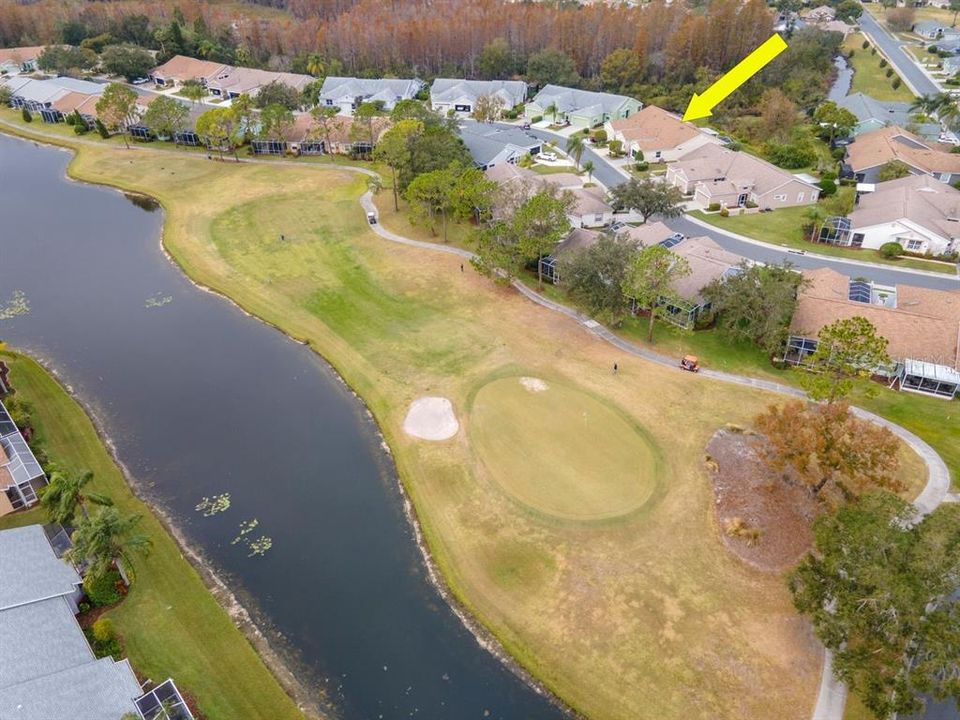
[317,77,424,115]
[430,79,527,117]
[567,187,614,229]
[841,174,960,256]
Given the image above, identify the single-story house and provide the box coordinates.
[820,19,855,35]
[912,20,953,39]
[845,125,960,184]
[485,162,583,193]
[831,174,960,256]
[525,85,641,129]
[2,76,105,114]
[0,525,195,720]
[430,79,528,117]
[942,55,960,76]
[149,55,231,88]
[929,36,960,54]
[317,77,424,115]
[0,399,47,515]
[800,4,836,22]
[459,120,541,169]
[0,46,44,75]
[568,186,614,229]
[604,104,718,161]
[206,67,313,100]
[837,92,941,142]
[784,268,960,398]
[251,112,392,155]
[665,143,821,208]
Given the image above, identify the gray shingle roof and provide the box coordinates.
[458,120,540,166]
[0,656,142,720]
[0,526,80,611]
[0,596,94,690]
[531,84,634,115]
[839,93,941,140]
[319,77,423,102]
[430,79,527,107]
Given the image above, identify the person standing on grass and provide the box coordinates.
[613,362,618,374]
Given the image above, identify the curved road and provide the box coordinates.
[513,126,960,290]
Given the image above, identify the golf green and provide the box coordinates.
[470,376,661,522]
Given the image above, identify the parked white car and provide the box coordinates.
[537,151,558,162]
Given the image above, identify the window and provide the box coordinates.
[904,239,923,251]
[797,192,805,202]
[455,104,471,112]
[325,99,333,106]
[774,194,787,201]
[654,151,662,159]
[851,232,865,247]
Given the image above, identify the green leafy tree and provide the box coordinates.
[308,104,346,155]
[373,119,424,210]
[835,0,863,23]
[609,176,685,223]
[230,93,257,142]
[350,101,385,157]
[599,48,645,93]
[39,469,112,526]
[513,191,572,289]
[565,233,641,324]
[37,46,96,75]
[95,83,139,149]
[196,107,240,161]
[99,44,154,80]
[449,165,497,224]
[67,507,152,583]
[814,101,859,143]
[478,37,517,80]
[878,159,913,181]
[624,245,690,342]
[701,263,803,356]
[258,103,294,141]
[255,81,301,110]
[526,47,581,88]
[404,166,459,240]
[952,0,960,26]
[407,124,472,186]
[141,95,188,141]
[790,493,960,718]
[800,316,892,402]
[0,86,12,108]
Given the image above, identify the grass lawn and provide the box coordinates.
[1,116,950,717]
[690,208,957,274]
[0,351,304,720]
[9,131,835,720]
[845,33,916,102]
[531,162,579,174]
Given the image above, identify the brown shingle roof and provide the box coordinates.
[846,125,960,175]
[790,268,960,367]
[672,144,814,197]
[609,105,700,151]
[150,55,230,83]
[0,46,44,66]
[670,235,744,303]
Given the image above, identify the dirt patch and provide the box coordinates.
[403,396,459,440]
[705,429,819,572]
[520,376,549,392]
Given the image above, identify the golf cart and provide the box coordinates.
[679,355,700,373]
[367,211,377,225]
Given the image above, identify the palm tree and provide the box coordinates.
[546,102,558,124]
[39,469,112,526]
[67,507,151,583]
[306,53,326,78]
[180,82,205,107]
[583,159,595,183]
[566,134,585,170]
[910,94,939,115]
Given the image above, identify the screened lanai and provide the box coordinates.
[897,359,960,399]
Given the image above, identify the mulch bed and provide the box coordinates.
[705,427,820,572]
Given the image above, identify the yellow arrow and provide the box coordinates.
[682,34,788,122]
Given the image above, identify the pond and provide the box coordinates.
[0,133,564,720]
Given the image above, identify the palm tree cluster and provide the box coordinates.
[910,92,960,129]
[40,468,151,583]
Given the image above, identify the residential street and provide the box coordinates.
[859,12,941,97]
[515,125,960,291]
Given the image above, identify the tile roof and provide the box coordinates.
[849,173,960,238]
[846,125,960,174]
[791,268,960,367]
[150,55,230,83]
[609,105,701,151]
[0,525,80,611]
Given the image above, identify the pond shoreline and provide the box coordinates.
[1,128,576,720]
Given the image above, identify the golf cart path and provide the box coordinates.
[359,191,952,720]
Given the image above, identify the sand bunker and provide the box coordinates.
[403,397,459,441]
[520,377,549,393]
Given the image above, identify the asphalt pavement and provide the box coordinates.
[859,12,940,97]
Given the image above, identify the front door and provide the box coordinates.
[737,193,748,207]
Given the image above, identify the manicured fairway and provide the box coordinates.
[470,376,660,521]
